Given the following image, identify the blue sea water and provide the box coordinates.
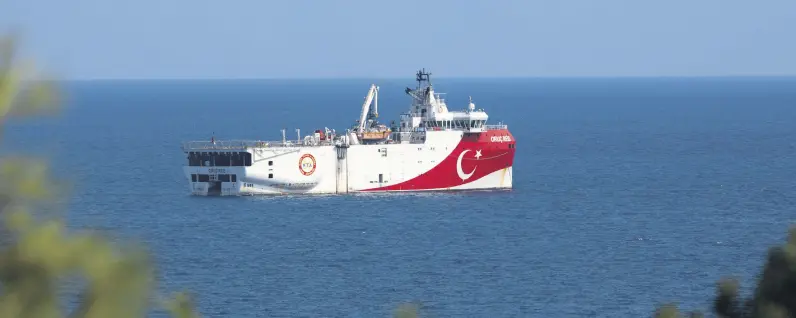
[3,77,796,317]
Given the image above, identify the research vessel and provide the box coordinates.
[181,69,516,195]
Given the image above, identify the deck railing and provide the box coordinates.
[484,124,508,130]
[181,139,333,151]
[183,124,508,151]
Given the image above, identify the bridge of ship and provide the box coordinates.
[426,123,509,131]
[398,123,509,132]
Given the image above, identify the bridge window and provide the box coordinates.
[215,152,231,166]
[186,152,253,167]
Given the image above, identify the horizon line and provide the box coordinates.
[60,74,796,82]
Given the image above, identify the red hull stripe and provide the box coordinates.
[361,129,516,191]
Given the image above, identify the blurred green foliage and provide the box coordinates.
[0,33,199,318]
[654,226,796,318]
[393,303,420,318]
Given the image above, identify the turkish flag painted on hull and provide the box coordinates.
[361,129,516,191]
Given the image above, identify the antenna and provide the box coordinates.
[415,68,432,86]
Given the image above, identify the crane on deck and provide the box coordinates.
[354,84,390,143]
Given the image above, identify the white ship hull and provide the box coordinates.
[183,130,515,196]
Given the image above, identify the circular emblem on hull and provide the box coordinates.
[299,154,316,176]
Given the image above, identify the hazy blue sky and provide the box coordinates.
[1,0,795,79]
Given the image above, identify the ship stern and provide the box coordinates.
[183,166,242,196]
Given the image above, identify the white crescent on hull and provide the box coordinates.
[456,149,477,181]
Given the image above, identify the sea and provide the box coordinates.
[2,77,796,317]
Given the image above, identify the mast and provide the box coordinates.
[405,68,432,103]
[416,68,431,86]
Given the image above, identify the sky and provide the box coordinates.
[1,0,795,79]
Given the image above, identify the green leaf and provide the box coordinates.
[393,303,419,318]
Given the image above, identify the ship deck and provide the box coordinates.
[181,140,335,151]
[181,124,509,152]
